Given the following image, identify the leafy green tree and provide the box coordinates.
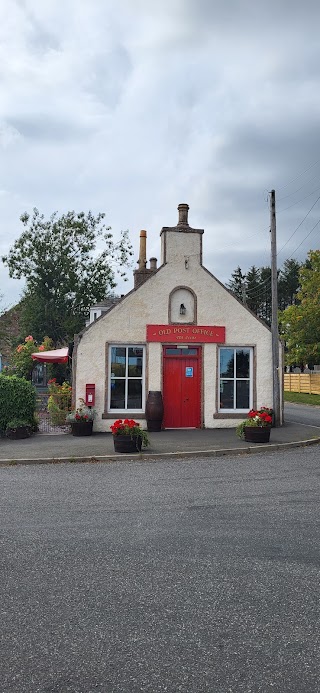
[279,250,320,366]
[3,335,53,380]
[2,209,133,344]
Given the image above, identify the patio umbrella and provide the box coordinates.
[31,347,69,364]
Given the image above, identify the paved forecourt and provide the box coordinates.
[0,421,320,465]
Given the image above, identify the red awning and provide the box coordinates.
[31,347,69,364]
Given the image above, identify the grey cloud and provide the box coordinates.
[87,44,132,108]
[8,116,95,142]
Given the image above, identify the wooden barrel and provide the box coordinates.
[146,391,164,432]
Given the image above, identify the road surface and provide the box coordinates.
[285,401,320,427]
[1,446,320,692]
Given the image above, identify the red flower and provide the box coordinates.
[110,418,141,435]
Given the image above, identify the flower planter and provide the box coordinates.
[113,434,142,453]
[6,425,32,440]
[70,421,93,436]
[244,426,271,443]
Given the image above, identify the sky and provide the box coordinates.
[1,0,320,308]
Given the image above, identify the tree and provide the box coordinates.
[278,259,301,310]
[245,266,263,316]
[226,266,246,301]
[3,335,53,380]
[2,209,133,344]
[279,250,320,366]
[226,257,302,327]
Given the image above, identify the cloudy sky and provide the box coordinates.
[1,0,320,307]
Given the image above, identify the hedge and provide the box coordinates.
[0,375,37,434]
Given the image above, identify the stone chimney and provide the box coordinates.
[160,203,204,265]
[133,230,158,289]
[138,230,147,269]
[177,203,189,226]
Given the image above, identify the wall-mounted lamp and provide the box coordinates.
[180,303,186,316]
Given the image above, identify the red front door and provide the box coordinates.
[162,346,201,428]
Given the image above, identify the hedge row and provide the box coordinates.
[0,375,36,434]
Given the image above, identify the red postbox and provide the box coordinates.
[85,384,95,407]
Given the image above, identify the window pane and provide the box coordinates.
[111,347,126,377]
[110,379,125,409]
[236,349,250,378]
[220,349,234,378]
[127,379,142,409]
[236,380,250,409]
[128,348,143,377]
[220,380,234,408]
[165,348,198,356]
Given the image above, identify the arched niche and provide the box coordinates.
[169,286,197,324]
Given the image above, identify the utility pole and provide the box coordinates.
[270,190,281,426]
[241,280,247,306]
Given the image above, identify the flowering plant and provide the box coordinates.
[66,398,96,423]
[247,409,273,426]
[236,407,273,439]
[110,418,149,447]
[6,335,53,380]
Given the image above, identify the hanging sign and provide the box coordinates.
[146,324,225,343]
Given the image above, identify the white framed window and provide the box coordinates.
[219,347,253,412]
[108,345,145,412]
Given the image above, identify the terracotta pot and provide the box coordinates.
[113,434,142,453]
[70,421,93,436]
[244,426,271,443]
[146,391,164,432]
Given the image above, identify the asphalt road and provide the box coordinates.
[285,401,320,427]
[1,447,320,693]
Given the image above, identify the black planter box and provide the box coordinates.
[70,421,93,436]
[6,425,32,440]
[113,434,142,453]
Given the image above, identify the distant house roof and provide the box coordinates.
[90,298,121,310]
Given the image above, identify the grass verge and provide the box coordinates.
[284,391,320,406]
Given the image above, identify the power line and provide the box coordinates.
[289,218,320,257]
[245,276,271,295]
[277,173,320,201]
[278,186,320,213]
[277,192,320,256]
[277,159,320,192]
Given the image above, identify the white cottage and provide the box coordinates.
[73,204,280,430]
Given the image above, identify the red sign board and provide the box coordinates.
[146,324,225,343]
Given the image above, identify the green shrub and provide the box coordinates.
[0,375,37,435]
[6,418,32,429]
